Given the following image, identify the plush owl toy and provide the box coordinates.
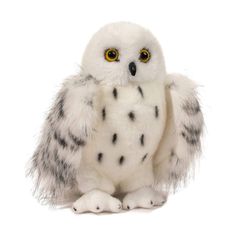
[28,22,204,213]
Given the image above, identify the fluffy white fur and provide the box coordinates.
[28,22,204,213]
[82,22,166,86]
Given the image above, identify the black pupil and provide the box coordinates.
[140,51,149,60]
[108,50,117,59]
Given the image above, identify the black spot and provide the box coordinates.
[119,156,125,165]
[137,86,144,98]
[127,205,130,209]
[73,207,77,212]
[141,153,148,162]
[54,131,67,148]
[97,153,103,163]
[128,111,135,121]
[102,107,106,121]
[96,206,100,210]
[69,131,86,146]
[155,106,159,118]
[112,133,117,144]
[140,134,145,146]
[113,88,118,99]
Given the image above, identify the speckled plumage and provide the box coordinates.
[79,79,166,194]
[27,22,204,213]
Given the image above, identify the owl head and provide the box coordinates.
[81,22,166,86]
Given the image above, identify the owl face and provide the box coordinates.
[82,22,166,86]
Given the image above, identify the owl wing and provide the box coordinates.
[153,74,204,191]
[27,74,99,204]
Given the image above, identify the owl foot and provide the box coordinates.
[123,187,167,210]
[72,189,122,214]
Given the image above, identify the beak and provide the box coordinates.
[129,62,136,76]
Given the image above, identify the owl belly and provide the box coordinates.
[82,79,166,185]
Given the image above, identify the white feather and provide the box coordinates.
[153,74,204,191]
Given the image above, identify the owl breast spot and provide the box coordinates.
[82,81,166,183]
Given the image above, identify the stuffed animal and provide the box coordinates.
[28,22,204,213]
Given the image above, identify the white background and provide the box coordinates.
[0,0,235,235]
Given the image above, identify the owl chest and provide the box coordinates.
[82,80,166,183]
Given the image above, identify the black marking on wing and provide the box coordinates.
[181,131,199,146]
[183,99,201,115]
[54,131,67,148]
[58,99,64,118]
[183,124,201,137]
[68,131,86,147]
[40,146,75,187]
[55,90,67,119]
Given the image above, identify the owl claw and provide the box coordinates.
[72,190,122,214]
[123,187,167,210]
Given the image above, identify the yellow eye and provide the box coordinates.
[139,48,151,63]
[104,48,119,62]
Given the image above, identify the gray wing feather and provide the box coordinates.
[153,74,204,191]
[27,74,98,204]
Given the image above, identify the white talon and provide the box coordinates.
[72,189,122,214]
[123,187,167,210]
